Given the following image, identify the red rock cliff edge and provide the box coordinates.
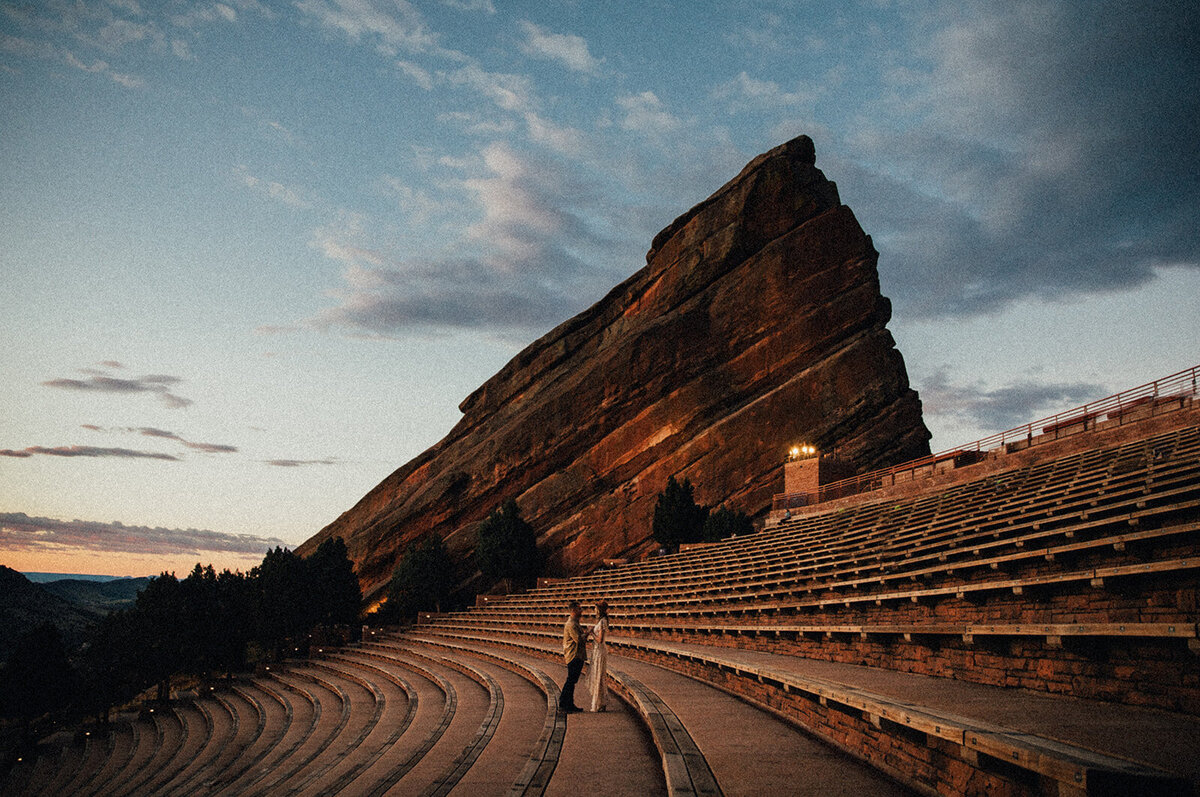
[297,135,932,600]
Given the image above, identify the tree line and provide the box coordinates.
[0,537,360,742]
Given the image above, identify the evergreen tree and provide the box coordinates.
[652,476,710,551]
[702,505,754,542]
[0,623,78,732]
[180,563,222,676]
[254,547,313,660]
[82,609,143,722]
[133,572,187,701]
[213,568,253,677]
[307,536,362,627]
[475,499,540,589]
[386,535,454,619]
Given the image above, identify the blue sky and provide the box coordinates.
[2,0,1198,575]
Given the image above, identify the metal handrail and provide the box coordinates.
[773,364,1199,511]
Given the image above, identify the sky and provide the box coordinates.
[2,0,1198,577]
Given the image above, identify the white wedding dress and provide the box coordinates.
[588,616,609,711]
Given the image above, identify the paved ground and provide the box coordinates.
[611,655,915,797]
[621,636,1200,783]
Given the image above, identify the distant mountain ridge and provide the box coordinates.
[22,572,138,583]
[40,576,150,617]
[0,566,149,660]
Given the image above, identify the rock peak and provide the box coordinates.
[299,135,930,600]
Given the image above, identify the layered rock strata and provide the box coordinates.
[298,135,931,599]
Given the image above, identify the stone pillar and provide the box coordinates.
[784,455,855,495]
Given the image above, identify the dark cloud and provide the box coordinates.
[918,372,1105,433]
[131,427,238,453]
[265,458,339,467]
[839,1,1200,318]
[79,425,239,455]
[42,370,193,408]
[0,513,290,557]
[0,446,181,461]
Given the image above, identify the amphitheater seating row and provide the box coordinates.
[5,636,615,796]
[461,425,1199,621]
[487,427,1200,612]
[408,616,1196,796]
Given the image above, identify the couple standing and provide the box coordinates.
[559,599,609,714]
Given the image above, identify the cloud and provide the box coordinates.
[309,143,619,336]
[517,21,602,76]
[265,458,339,467]
[841,1,1200,318]
[123,426,239,454]
[295,0,450,58]
[0,446,181,461]
[233,164,314,209]
[445,63,536,113]
[711,72,811,113]
[379,175,445,224]
[41,368,192,409]
[616,91,683,137]
[395,58,433,90]
[440,0,495,13]
[918,371,1105,433]
[0,513,290,557]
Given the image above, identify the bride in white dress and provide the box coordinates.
[588,600,609,712]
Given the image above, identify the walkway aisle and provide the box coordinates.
[477,646,667,797]
[611,655,915,797]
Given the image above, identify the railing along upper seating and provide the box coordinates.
[774,363,1200,511]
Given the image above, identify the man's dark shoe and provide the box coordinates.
[561,704,582,713]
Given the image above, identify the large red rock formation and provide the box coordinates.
[298,135,931,599]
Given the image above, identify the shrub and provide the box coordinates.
[652,476,709,551]
[386,535,454,619]
[702,505,753,542]
[475,499,541,589]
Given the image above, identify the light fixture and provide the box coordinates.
[789,444,819,461]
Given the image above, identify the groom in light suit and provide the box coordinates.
[559,600,586,713]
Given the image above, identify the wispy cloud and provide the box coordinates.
[616,91,683,138]
[445,63,536,113]
[395,58,433,90]
[0,446,181,461]
[517,21,602,76]
[0,513,290,556]
[309,142,614,336]
[265,458,339,467]
[233,164,314,209]
[42,366,193,409]
[85,425,239,454]
[64,49,144,87]
[440,0,495,13]
[711,72,811,113]
[295,0,454,58]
